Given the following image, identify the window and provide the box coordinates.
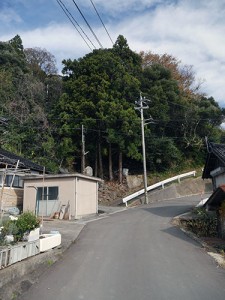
[5,175,13,187]
[37,186,59,201]
[9,175,24,188]
[0,175,24,188]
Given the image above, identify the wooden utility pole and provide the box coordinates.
[0,164,8,220]
[81,125,85,174]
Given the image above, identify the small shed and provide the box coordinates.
[23,173,102,219]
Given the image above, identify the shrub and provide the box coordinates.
[16,212,40,241]
[0,220,19,244]
[0,212,40,243]
[185,208,217,237]
[1,220,18,237]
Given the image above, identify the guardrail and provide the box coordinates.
[123,171,196,206]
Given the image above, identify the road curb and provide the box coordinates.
[172,215,225,269]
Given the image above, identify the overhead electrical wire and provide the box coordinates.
[72,0,104,49]
[56,0,94,51]
[47,115,223,124]
[89,0,114,45]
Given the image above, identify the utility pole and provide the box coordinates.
[81,125,85,174]
[81,125,89,174]
[135,93,152,204]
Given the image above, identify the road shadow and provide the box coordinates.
[161,226,200,246]
[143,205,193,218]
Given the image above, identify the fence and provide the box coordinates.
[0,240,40,269]
[123,171,196,206]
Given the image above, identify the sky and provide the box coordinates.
[0,0,225,106]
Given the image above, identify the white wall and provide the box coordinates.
[76,178,98,218]
[23,175,98,219]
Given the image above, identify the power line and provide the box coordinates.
[58,0,96,50]
[56,0,93,51]
[89,0,114,45]
[72,0,104,49]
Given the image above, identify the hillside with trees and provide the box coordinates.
[0,34,224,180]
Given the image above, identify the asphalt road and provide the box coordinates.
[20,198,225,300]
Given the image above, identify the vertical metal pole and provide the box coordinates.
[140,94,148,204]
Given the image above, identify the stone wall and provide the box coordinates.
[0,188,23,209]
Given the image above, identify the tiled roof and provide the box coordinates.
[209,143,225,163]
[202,142,225,179]
[0,148,44,173]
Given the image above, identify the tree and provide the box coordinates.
[0,36,62,171]
[0,34,223,176]
[24,47,58,79]
[140,51,204,97]
[0,35,28,75]
[139,54,224,167]
[9,35,25,58]
[146,137,182,171]
[56,36,142,181]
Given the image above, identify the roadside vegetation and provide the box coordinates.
[179,206,225,255]
[184,207,218,237]
[0,212,40,246]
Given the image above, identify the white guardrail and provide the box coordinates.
[123,171,196,206]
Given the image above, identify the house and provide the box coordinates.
[202,141,225,190]
[202,141,225,238]
[23,173,102,219]
[0,148,44,212]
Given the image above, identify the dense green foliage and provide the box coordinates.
[0,34,224,179]
[0,35,62,171]
[1,212,40,243]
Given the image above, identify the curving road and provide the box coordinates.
[20,198,225,300]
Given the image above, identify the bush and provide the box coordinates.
[0,220,19,244]
[0,212,40,243]
[185,208,217,237]
[16,212,40,241]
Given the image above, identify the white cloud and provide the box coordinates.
[107,0,225,104]
[0,8,22,24]
[0,0,225,106]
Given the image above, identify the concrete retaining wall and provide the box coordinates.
[147,177,212,203]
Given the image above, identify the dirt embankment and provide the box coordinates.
[98,181,130,206]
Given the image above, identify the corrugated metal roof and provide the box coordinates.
[24,173,102,182]
[0,148,44,173]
